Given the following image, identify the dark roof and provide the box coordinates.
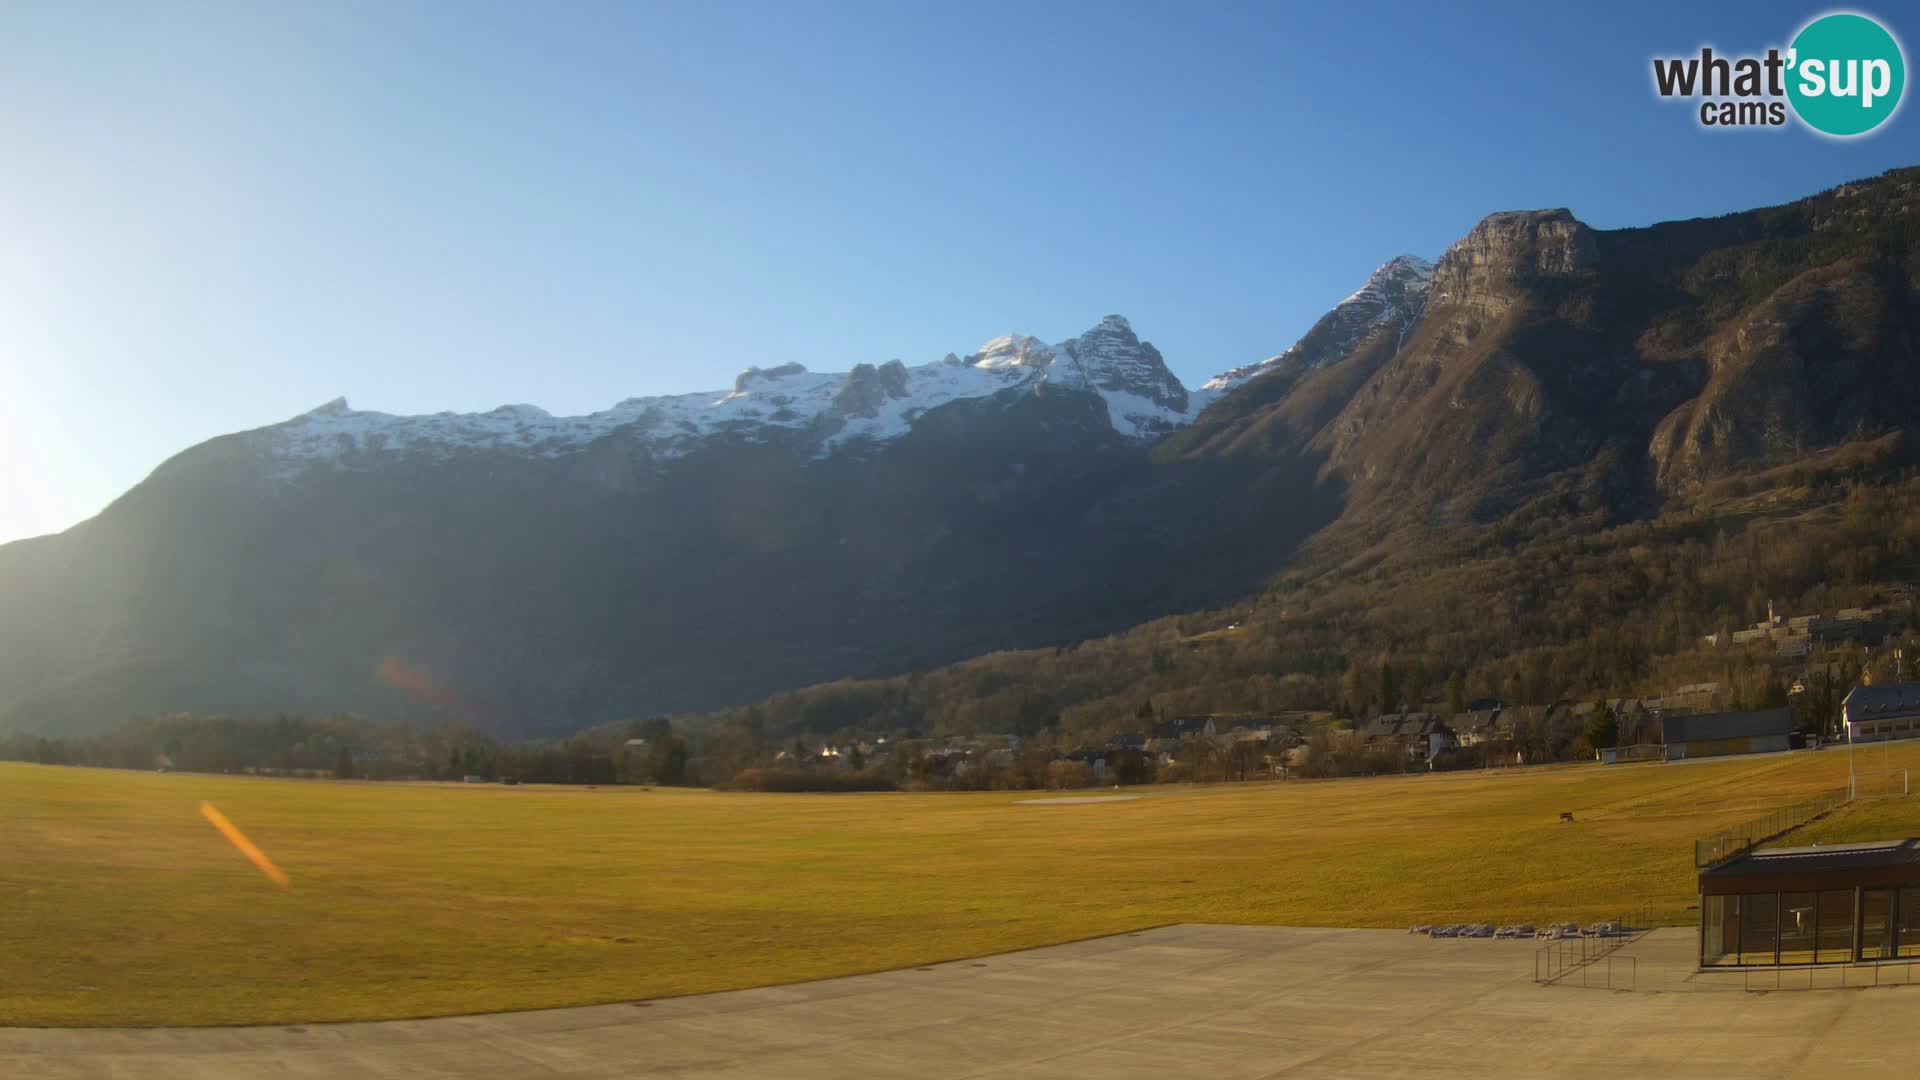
[1457,708,1503,731]
[1662,707,1793,744]
[1844,683,1920,720]
[1356,714,1403,739]
[1359,713,1450,740]
[1700,839,1920,894]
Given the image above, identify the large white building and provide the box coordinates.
[1843,683,1920,743]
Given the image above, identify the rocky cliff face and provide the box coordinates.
[1648,257,1919,493]
[1309,209,1602,498]
[1187,167,1920,523]
[830,360,913,420]
[1427,210,1596,302]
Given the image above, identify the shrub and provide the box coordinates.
[1046,760,1094,789]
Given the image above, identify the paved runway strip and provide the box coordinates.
[4,925,1914,1078]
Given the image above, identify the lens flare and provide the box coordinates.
[377,656,474,711]
[200,801,290,888]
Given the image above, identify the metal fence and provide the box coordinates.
[1548,952,1635,990]
[1532,904,1654,988]
[1734,959,1920,991]
[1693,787,1849,868]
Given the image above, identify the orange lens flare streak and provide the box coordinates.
[199,801,290,888]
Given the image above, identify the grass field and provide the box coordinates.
[1791,792,1920,844]
[6,746,1919,1027]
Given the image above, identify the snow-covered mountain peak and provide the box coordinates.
[971,333,1056,370]
[1200,255,1435,394]
[1054,314,1190,431]
[262,316,1209,475]
[1338,254,1434,307]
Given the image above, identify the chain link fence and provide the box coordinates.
[1693,787,1849,868]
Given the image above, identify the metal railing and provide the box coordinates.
[1532,904,1654,988]
[1736,958,1920,991]
[1693,787,1849,868]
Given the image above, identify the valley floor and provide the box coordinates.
[4,749,1920,1027]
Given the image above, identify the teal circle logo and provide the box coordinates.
[1787,13,1906,137]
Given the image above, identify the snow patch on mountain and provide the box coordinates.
[264,317,1203,474]
[1199,255,1434,395]
[971,334,1057,371]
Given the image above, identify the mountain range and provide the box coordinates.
[5,166,1918,738]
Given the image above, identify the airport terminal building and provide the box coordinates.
[1700,840,1920,966]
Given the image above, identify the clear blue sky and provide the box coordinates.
[2,1,1915,543]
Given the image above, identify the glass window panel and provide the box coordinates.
[1725,894,1744,965]
[1818,889,1856,964]
[1703,895,1735,966]
[1741,893,1779,965]
[1863,890,1895,960]
[1780,892,1818,965]
[1899,887,1920,959]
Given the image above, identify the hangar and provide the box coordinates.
[1700,839,1920,967]
[1662,707,1793,760]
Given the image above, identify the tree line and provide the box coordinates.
[0,712,701,787]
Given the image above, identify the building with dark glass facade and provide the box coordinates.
[1700,839,1920,967]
